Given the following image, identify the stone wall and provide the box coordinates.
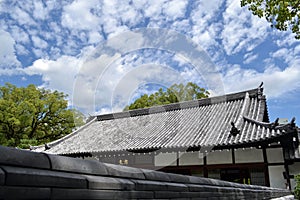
[0,146,292,199]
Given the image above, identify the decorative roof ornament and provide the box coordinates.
[271,118,280,129]
[258,82,264,99]
[290,117,296,128]
[271,117,297,133]
[44,143,50,150]
[230,122,240,136]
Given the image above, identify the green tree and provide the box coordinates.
[0,83,85,149]
[124,82,209,110]
[241,0,300,39]
[295,174,300,199]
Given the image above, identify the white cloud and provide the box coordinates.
[271,48,289,59]
[243,52,258,64]
[143,0,165,18]
[191,0,224,25]
[163,0,188,20]
[61,0,101,31]
[33,1,49,20]
[223,59,300,99]
[88,31,103,44]
[221,0,269,55]
[274,31,299,47]
[9,25,30,44]
[0,30,20,69]
[15,44,29,55]
[0,0,3,12]
[95,107,113,115]
[223,23,300,97]
[10,6,36,26]
[24,55,82,96]
[188,0,225,56]
[31,35,48,49]
[1,0,300,120]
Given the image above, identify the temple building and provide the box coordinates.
[33,85,300,190]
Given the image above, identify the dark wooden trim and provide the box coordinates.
[232,148,235,164]
[203,152,208,177]
[263,148,270,187]
[284,162,291,190]
[266,144,282,148]
[264,164,270,187]
[157,165,204,171]
[262,147,268,163]
[205,162,265,169]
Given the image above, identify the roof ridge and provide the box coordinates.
[97,87,262,121]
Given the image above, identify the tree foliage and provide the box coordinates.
[295,174,300,199]
[241,0,300,39]
[124,82,210,110]
[0,83,85,149]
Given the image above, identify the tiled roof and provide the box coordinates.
[33,87,298,155]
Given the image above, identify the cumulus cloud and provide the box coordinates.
[61,0,101,31]
[10,6,36,26]
[33,1,50,20]
[221,0,269,55]
[9,25,30,44]
[0,30,20,70]
[223,50,300,99]
[31,35,48,49]
[24,55,82,96]
[1,0,300,120]
[163,0,188,20]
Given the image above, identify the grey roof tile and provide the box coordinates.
[33,87,297,155]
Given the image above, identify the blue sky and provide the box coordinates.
[0,0,299,124]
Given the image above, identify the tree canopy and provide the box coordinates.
[0,83,85,149]
[124,82,210,110]
[241,0,300,39]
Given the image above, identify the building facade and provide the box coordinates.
[33,86,300,190]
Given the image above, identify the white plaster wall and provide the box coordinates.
[134,154,152,165]
[154,152,177,166]
[206,150,232,165]
[179,152,203,166]
[288,162,300,190]
[235,148,263,163]
[268,165,286,189]
[266,148,284,163]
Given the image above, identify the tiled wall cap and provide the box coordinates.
[0,168,5,186]
[141,169,171,182]
[103,163,146,180]
[0,146,50,169]
[47,154,108,175]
